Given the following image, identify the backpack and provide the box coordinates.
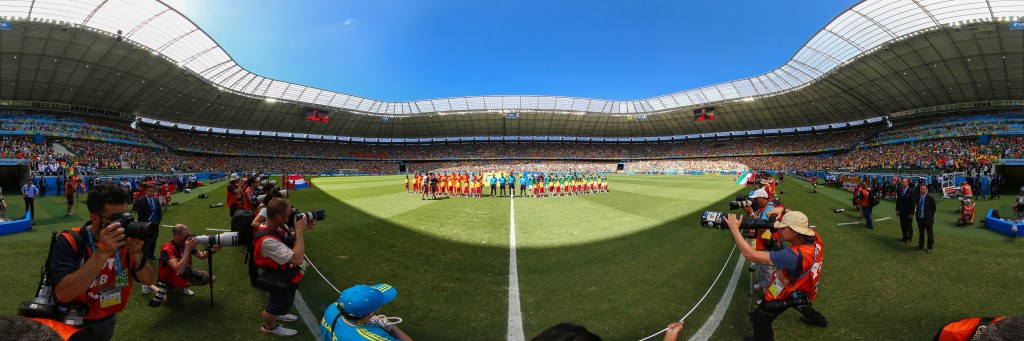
[231,209,256,248]
[869,190,881,207]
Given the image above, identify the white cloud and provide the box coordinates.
[343,19,356,26]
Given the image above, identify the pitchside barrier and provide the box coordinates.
[0,209,31,236]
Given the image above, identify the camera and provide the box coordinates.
[700,211,777,231]
[290,208,326,223]
[184,267,212,283]
[148,282,169,307]
[111,212,158,242]
[18,285,90,326]
[189,231,241,247]
[730,200,753,210]
[736,194,751,201]
[763,291,810,310]
[257,189,289,205]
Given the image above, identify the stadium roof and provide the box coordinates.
[0,0,1022,138]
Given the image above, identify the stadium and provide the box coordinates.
[1,0,1023,340]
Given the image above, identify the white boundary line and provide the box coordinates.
[689,256,746,341]
[837,222,860,225]
[508,194,525,341]
[294,290,321,339]
[874,217,892,221]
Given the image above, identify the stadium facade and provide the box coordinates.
[0,0,1022,141]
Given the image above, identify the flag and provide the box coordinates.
[734,172,753,185]
[286,175,309,190]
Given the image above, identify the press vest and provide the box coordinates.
[58,225,135,320]
[936,317,1004,341]
[765,234,824,302]
[253,225,303,283]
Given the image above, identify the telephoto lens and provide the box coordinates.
[148,282,169,308]
[729,200,753,210]
[295,209,326,222]
[194,231,241,247]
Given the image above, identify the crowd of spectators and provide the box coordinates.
[4,112,1024,176]
[0,113,152,144]
[146,126,877,160]
[868,113,1024,145]
[413,160,616,174]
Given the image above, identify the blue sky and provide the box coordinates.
[165,0,858,102]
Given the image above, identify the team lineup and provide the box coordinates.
[407,172,610,199]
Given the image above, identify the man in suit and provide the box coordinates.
[135,184,163,259]
[895,178,915,244]
[915,183,937,254]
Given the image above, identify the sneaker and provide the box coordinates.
[184,289,195,297]
[276,314,298,322]
[141,285,152,295]
[260,325,298,337]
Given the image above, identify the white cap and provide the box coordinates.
[750,188,769,199]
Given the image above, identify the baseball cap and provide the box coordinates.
[774,211,814,236]
[759,179,769,185]
[750,188,770,199]
[337,283,397,318]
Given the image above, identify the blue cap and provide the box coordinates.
[337,283,397,318]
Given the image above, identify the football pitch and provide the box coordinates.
[2,174,1023,340]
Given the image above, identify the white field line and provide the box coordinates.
[689,256,746,341]
[507,195,525,341]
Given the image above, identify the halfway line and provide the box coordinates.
[508,194,525,341]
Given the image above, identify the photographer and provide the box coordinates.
[243,177,258,211]
[724,211,827,341]
[227,176,242,218]
[151,224,220,307]
[255,198,315,337]
[48,183,156,340]
[743,189,784,291]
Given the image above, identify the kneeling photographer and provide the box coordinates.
[148,224,222,308]
[724,211,827,341]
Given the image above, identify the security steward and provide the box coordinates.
[254,198,315,337]
[48,183,156,340]
[725,211,828,341]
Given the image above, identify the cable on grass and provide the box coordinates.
[637,244,738,341]
[304,254,341,294]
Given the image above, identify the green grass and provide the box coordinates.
[1,175,1022,340]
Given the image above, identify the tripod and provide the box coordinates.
[205,244,215,307]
